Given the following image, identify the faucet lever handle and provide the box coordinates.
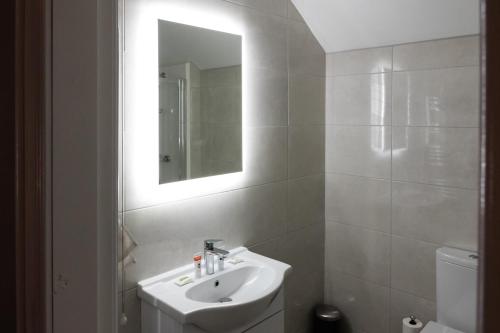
[204,239,223,250]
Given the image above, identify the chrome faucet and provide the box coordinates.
[203,239,229,275]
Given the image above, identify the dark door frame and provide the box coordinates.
[1,0,18,331]
[478,0,500,332]
[14,0,48,332]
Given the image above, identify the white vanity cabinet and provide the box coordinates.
[141,288,285,333]
[244,311,284,333]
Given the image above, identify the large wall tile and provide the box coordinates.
[393,36,479,71]
[326,46,392,76]
[326,73,392,125]
[325,221,391,286]
[326,125,391,179]
[243,10,288,72]
[325,173,390,232]
[389,289,436,333]
[249,235,287,264]
[391,236,439,301]
[287,174,325,232]
[245,126,288,185]
[246,66,288,126]
[125,195,230,246]
[392,181,478,250]
[287,20,325,76]
[226,0,287,17]
[288,125,325,178]
[287,0,304,22]
[325,269,390,333]
[289,74,325,125]
[393,67,480,127]
[283,224,325,333]
[226,181,288,248]
[392,127,479,189]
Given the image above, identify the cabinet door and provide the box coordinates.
[244,311,284,333]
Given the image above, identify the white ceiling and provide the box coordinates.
[158,20,241,70]
[291,0,480,53]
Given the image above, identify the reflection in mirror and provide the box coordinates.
[158,20,242,184]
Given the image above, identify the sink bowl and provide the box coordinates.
[137,247,291,332]
[185,265,272,303]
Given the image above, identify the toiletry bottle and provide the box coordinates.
[194,254,202,279]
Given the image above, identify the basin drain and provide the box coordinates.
[218,297,232,303]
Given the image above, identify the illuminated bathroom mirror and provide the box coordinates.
[158,20,242,184]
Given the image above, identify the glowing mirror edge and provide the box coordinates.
[122,1,248,209]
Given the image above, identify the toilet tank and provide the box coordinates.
[436,247,478,333]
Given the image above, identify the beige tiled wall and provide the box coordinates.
[192,65,243,177]
[119,1,325,333]
[324,36,480,333]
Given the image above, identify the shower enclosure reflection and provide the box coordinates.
[159,75,186,183]
[158,20,242,184]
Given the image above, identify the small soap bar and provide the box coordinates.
[228,257,244,265]
[174,275,193,286]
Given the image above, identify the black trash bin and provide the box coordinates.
[314,304,342,332]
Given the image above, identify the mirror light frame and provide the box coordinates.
[123,0,249,210]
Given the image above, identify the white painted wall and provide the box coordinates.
[51,0,117,332]
[292,0,479,52]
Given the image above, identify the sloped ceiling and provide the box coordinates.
[292,0,480,53]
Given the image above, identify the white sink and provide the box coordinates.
[137,247,292,332]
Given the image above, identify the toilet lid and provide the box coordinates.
[421,321,464,333]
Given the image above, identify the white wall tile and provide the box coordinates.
[287,174,325,232]
[326,173,391,232]
[290,74,325,125]
[226,0,287,17]
[392,126,479,189]
[392,181,478,250]
[326,46,392,76]
[393,67,480,127]
[391,236,439,301]
[326,125,391,179]
[243,10,288,72]
[246,66,288,126]
[287,0,304,22]
[325,269,390,333]
[283,224,325,333]
[393,36,479,71]
[326,73,391,125]
[288,125,325,178]
[288,19,325,76]
[245,126,288,185]
[325,221,391,286]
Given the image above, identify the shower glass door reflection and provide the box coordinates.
[159,74,186,183]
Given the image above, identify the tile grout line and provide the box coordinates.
[325,170,480,192]
[329,268,437,305]
[324,63,480,78]
[325,124,480,129]
[389,44,395,331]
[325,34,479,56]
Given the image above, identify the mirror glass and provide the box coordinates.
[158,20,242,184]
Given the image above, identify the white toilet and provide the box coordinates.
[421,247,478,333]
